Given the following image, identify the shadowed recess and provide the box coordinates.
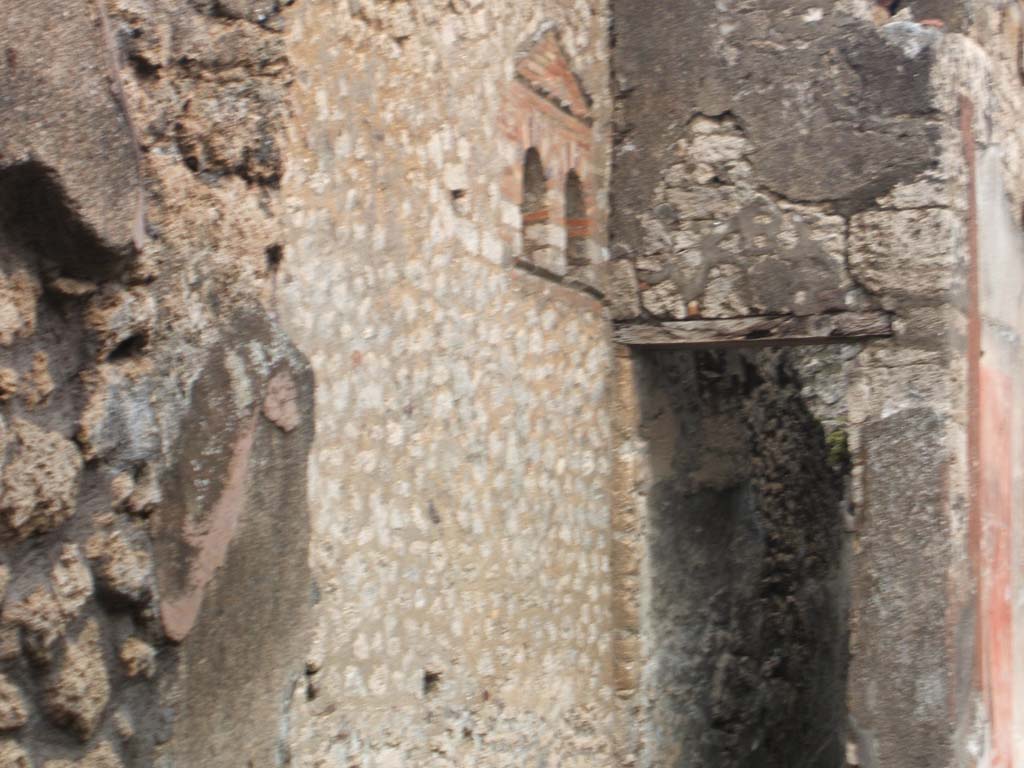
[0,161,130,279]
[642,348,849,768]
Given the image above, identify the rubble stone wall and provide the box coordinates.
[1,2,315,766]
[277,2,617,766]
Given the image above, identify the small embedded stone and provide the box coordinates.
[84,285,154,361]
[77,366,159,462]
[48,277,98,298]
[85,529,153,607]
[44,741,122,768]
[0,625,21,662]
[51,545,94,618]
[174,81,284,184]
[22,351,54,408]
[113,708,134,742]
[118,638,156,679]
[43,619,111,740]
[4,585,65,665]
[6,549,93,666]
[0,269,41,346]
[641,280,687,319]
[653,202,678,223]
[0,368,17,400]
[110,472,135,509]
[0,674,29,731]
[127,464,161,516]
[0,564,10,603]
[443,163,469,193]
[0,739,31,768]
[607,261,641,321]
[0,419,83,540]
[262,370,301,432]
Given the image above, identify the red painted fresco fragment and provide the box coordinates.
[980,364,1014,767]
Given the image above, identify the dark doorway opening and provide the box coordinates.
[640,348,849,768]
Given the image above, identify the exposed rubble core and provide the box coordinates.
[624,115,861,322]
[1,2,313,766]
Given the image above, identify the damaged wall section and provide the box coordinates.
[611,4,977,767]
[609,1,943,326]
[278,2,617,766]
[0,2,316,766]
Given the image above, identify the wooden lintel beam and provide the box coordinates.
[614,311,894,349]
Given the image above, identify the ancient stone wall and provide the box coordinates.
[610,0,962,765]
[608,3,991,767]
[3,1,1023,767]
[2,2,618,765]
[1,2,315,766]
[277,2,617,766]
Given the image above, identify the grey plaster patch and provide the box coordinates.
[879,21,943,59]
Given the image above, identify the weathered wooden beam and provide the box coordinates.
[614,311,894,349]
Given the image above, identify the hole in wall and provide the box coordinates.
[127,47,160,79]
[422,669,442,696]
[108,333,149,362]
[265,243,283,272]
[305,665,319,701]
[0,161,127,279]
[564,170,588,267]
[449,188,468,216]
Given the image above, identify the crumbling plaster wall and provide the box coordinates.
[0,2,315,766]
[277,2,618,767]
[608,2,1004,767]
[608,0,952,324]
[2,0,620,764]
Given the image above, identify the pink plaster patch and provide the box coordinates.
[161,419,256,642]
[262,370,300,433]
[980,365,1014,767]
